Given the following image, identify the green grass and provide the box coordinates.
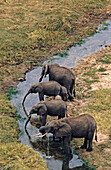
[77,39,86,46]
[86,89,111,134]
[83,69,99,79]
[98,22,110,32]
[0,93,48,169]
[7,87,19,100]
[83,78,99,84]
[57,50,68,57]
[0,143,48,170]
[0,0,109,84]
[99,54,111,64]
[98,67,107,72]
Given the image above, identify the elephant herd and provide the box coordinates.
[22,63,97,155]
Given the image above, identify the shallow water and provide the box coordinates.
[11,20,111,170]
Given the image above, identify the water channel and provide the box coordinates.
[11,20,111,170]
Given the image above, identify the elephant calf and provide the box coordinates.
[25,99,68,129]
[22,81,67,106]
[39,114,97,155]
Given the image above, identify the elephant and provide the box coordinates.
[39,63,76,101]
[22,81,67,106]
[39,114,97,155]
[25,99,68,130]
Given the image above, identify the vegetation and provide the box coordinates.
[0,0,111,92]
[71,45,111,169]
[0,0,111,169]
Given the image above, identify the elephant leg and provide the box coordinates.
[86,132,94,151]
[63,82,73,101]
[53,135,55,141]
[58,112,65,119]
[68,91,73,101]
[81,137,88,149]
[86,139,93,152]
[71,80,76,97]
[63,136,71,155]
[70,85,73,95]
[41,115,47,126]
[70,86,76,98]
[73,88,76,97]
[39,92,44,101]
[67,86,73,101]
[58,115,61,119]
[49,74,54,81]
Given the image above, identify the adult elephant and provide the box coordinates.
[22,81,67,106]
[39,114,97,155]
[25,99,68,129]
[39,63,75,101]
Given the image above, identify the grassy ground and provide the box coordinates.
[0,0,111,92]
[69,45,111,169]
[0,0,111,169]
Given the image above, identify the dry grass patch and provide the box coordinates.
[0,143,48,170]
[68,45,111,169]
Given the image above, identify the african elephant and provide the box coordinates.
[39,63,75,101]
[22,81,67,106]
[39,114,97,155]
[25,100,68,130]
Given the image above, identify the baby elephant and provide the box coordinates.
[39,114,97,155]
[25,99,68,129]
[22,81,67,106]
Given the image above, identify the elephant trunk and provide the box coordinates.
[25,114,31,130]
[23,105,29,117]
[22,91,30,106]
[39,126,46,134]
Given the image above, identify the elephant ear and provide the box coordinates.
[35,84,43,93]
[54,122,71,138]
[38,103,47,115]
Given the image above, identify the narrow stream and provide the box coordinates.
[11,20,111,170]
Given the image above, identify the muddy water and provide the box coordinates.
[11,20,111,170]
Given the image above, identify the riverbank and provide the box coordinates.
[69,45,111,169]
[0,0,111,169]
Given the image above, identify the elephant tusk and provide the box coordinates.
[32,133,42,136]
[35,132,48,138]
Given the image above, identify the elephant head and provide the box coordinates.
[60,86,67,101]
[25,102,47,129]
[22,84,41,106]
[39,120,71,138]
[39,63,59,82]
[29,102,47,116]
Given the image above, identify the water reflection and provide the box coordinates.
[25,127,84,170]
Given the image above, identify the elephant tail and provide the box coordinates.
[95,127,97,142]
[65,105,69,117]
[72,79,76,97]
